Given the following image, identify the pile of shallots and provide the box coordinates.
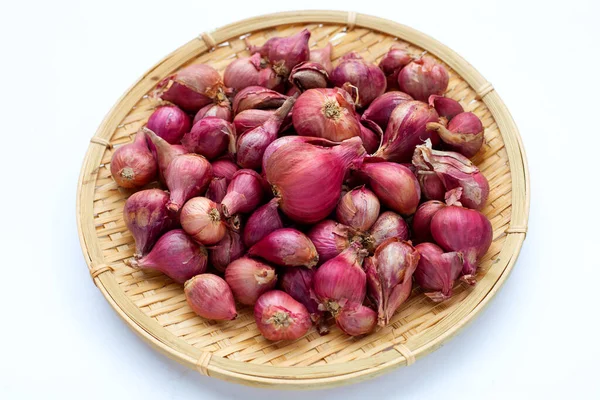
[111,29,493,341]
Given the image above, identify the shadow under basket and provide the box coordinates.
[77,10,530,390]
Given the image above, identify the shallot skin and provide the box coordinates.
[335,304,377,336]
[307,220,353,263]
[225,257,277,305]
[123,189,172,258]
[414,242,463,302]
[398,57,449,101]
[330,52,387,108]
[159,64,225,112]
[373,100,440,163]
[431,205,492,284]
[364,211,409,252]
[110,130,157,188]
[248,228,319,268]
[184,274,237,321]
[428,95,464,121]
[248,29,311,78]
[146,105,191,146]
[254,290,312,341]
[127,229,207,283]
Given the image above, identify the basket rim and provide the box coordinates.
[76,10,530,389]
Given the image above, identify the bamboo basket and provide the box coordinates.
[76,10,529,389]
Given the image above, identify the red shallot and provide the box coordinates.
[248,228,319,268]
[185,274,237,320]
[110,130,157,188]
[414,242,463,302]
[180,197,226,245]
[164,154,213,213]
[254,290,312,341]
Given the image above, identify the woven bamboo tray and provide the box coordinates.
[76,10,529,389]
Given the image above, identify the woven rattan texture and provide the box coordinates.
[87,23,515,374]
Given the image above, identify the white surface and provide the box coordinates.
[0,0,598,398]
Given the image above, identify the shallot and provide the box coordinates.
[336,186,380,231]
[248,228,319,268]
[110,130,157,188]
[248,29,310,78]
[254,290,312,341]
[180,197,226,245]
[164,154,213,213]
[280,267,327,334]
[398,57,449,101]
[123,189,172,258]
[243,198,284,248]
[225,257,277,305]
[379,46,413,90]
[127,229,207,283]
[182,117,234,160]
[143,127,186,181]
[365,238,419,326]
[309,43,333,74]
[335,304,377,336]
[232,86,287,114]
[414,243,463,302]
[158,64,226,112]
[209,228,245,272]
[361,91,413,131]
[363,211,409,252]
[185,274,237,320]
[427,112,484,158]
[428,95,464,121]
[412,200,446,244]
[221,169,265,217]
[307,220,354,264]
[330,52,386,108]
[193,101,232,124]
[289,62,328,91]
[146,105,191,147]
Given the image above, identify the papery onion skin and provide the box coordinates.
[431,205,492,284]
[428,95,464,121]
[184,274,237,320]
[336,186,380,231]
[365,238,419,326]
[398,57,449,101]
[309,43,333,74]
[164,154,213,213]
[364,211,409,252]
[254,290,312,341]
[330,52,387,108]
[248,228,319,268]
[266,137,366,223]
[419,172,446,201]
[232,86,288,114]
[412,200,446,244]
[414,242,463,302]
[427,112,484,158]
[223,53,262,92]
[358,160,421,215]
[413,140,489,210]
[360,91,413,132]
[143,128,187,182]
[110,130,157,188]
[307,220,354,264]
[248,29,311,78]
[236,96,296,170]
[292,88,361,142]
[211,158,239,183]
[192,101,233,125]
[243,198,284,248]
[123,189,172,258]
[313,244,368,316]
[221,169,265,217]
[373,100,440,163]
[379,46,413,90]
[127,229,207,283]
[209,228,245,272]
[146,105,191,148]
[159,64,225,112]
[225,257,277,305]
[289,62,329,91]
[182,117,234,160]
[335,303,377,336]
[180,197,226,245]
[261,135,337,174]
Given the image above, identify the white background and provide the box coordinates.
[0,0,598,398]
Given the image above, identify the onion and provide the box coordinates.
[293,88,361,141]
[265,137,366,223]
[365,238,419,326]
[110,130,157,188]
[182,117,234,160]
[126,229,207,283]
[361,91,413,131]
[209,228,245,272]
[243,198,284,248]
[419,172,446,201]
[192,101,232,125]
[413,140,489,210]
[248,228,319,268]
[412,200,446,244]
[379,45,413,90]
[225,257,277,305]
[428,95,464,121]
[335,304,377,336]
[280,267,326,334]
[158,64,225,112]
[164,154,213,213]
[313,244,368,316]
[309,43,333,74]
[363,211,409,252]
[330,52,387,108]
[221,169,265,217]
[143,128,186,182]
[205,177,227,203]
[289,62,329,91]
[254,290,312,341]
[185,274,237,320]
[414,243,463,302]
[398,57,449,101]
[336,186,380,231]
[358,160,421,215]
[307,220,354,264]
[431,205,492,285]
[248,29,311,78]
[373,100,440,163]
[262,135,337,174]
[223,53,262,92]
[211,158,239,183]
[123,189,172,258]
[146,105,191,149]
[180,197,226,245]
[427,112,484,158]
